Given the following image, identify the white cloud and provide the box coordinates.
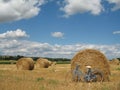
[0,30,120,59]
[60,0,104,17]
[107,0,120,11]
[0,0,45,23]
[51,32,64,38]
[0,29,29,39]
[113,31,120,34]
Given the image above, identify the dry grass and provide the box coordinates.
[0,64,120,90]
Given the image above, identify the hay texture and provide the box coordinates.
[36,58,53,68]
[109,58,120,65]
[71,49,110,82]
[16,58,34,70]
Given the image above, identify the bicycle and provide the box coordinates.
[65,65,104,83]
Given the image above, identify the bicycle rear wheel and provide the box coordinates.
[92,69,104,82]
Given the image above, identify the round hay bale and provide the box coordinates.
[51,61,57,66]
[36,58,52,68]
[71,49,110,82]
[16,58,34,70]
[109,58,120,65]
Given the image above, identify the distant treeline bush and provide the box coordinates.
[0,55,71,64]
[0,55,24,60]
[117,58,120,61]
[0,55,70,61]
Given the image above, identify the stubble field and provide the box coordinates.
[0,64,120,90]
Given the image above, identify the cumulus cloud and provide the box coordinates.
[0,29,29,39]
[113,31,120,34]
[60,0,104,17]
[0,30,120,59]
[0,0,45,23]
[0,40,120,59]
[107,0,120,11]
[51,32,64,38]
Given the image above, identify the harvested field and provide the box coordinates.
[0,64,120,90]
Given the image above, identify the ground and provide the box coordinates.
[0,64,120,90]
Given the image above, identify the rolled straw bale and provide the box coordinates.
[16,58,34,70]
[71,49,110,82]
[109,58,120,65]
[36,58,52,68]
[51,61,57,66]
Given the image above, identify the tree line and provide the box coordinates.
[1,55,119,61]
[0,55,71,61]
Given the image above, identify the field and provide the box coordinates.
[0,63,120,90]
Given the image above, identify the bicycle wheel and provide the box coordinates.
[92,69,104,82]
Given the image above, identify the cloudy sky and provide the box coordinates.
[0,0,120,59]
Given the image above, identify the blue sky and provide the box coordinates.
[0,0,120,59]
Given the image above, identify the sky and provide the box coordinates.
[0,0,120,59]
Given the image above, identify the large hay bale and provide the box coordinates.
[109,58,120,65]
[36,58,53,68]
[16,58,34,70]
[71,49,110,82]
